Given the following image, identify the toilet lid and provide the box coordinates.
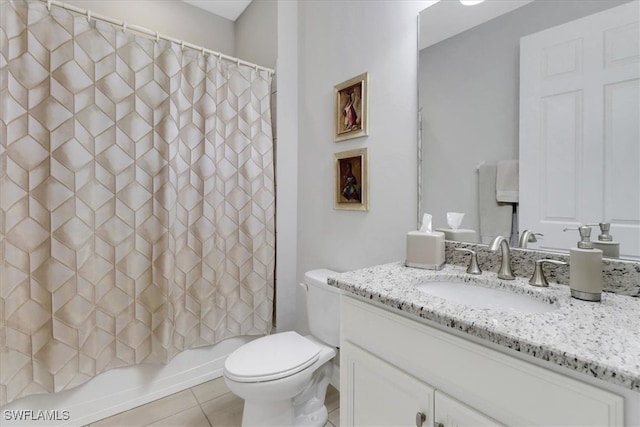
[224,331,320,382]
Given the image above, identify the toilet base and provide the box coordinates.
[295,403,328,427]
[238,360,333,427]
[293,360,334,427]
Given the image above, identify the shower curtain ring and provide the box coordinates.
[156,32,160,43]
[201,47,206,57]
[181,41,185,51]
[86,10,91,22]
[46,0,51,12]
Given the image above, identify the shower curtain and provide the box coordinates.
[0,0,275,405]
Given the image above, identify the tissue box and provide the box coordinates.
[405,231,445,270]
[435,228,477,243]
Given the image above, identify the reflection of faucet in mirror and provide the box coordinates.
[518,230,542,249]
[489,236,515,280]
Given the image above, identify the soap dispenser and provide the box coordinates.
[589,222,620,258]
[563,225,603,302]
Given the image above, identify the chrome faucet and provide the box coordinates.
[489,236,515,280]
[518,230,543,248]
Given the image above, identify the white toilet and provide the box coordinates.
[223,269,341,427]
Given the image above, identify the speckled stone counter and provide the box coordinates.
[328,262,640,392]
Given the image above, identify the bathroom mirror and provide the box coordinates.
[418,0,639,260]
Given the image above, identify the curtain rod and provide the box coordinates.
[41,0,275,75]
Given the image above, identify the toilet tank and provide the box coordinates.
[304,269,341,348]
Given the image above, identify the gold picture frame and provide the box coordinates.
[334,72,369,142]
[335,148,368,211]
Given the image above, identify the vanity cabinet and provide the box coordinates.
[435,392,503,427]
[340,295,624,427]
[342,341,434,426]
[342,340,502,427]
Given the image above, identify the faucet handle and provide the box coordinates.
[454,248,482,275]
[529,259,568,287]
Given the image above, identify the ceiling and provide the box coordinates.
[183,0,533,36]
[181,0,252,21]
[419,0,535,50]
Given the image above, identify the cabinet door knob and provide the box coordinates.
[416,412,426,426]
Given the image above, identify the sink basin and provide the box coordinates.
[415,281,558,314]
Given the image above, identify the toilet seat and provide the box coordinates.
[224,331,320,382]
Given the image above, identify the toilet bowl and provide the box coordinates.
[223,269,340,427]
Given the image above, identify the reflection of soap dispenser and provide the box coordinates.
[563,225,603,302]
[589,222,620,259]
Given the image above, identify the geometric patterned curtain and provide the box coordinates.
[0,0,274,405]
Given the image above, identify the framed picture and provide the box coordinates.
[335,148,368,211]
[334,72,369,142]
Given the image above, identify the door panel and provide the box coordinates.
[520,2,640,258]
[341,341,434,427]
[435,391,504,427]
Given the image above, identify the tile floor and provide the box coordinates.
[88,377,340,427]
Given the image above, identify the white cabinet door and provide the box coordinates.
[435,391,503,427]
[342,296,625,427]
[341,341,434,427]
[519,1,640,258]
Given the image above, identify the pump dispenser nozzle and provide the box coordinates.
[587,222,613,242]
[562,225,593,249]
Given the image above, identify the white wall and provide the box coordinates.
[235,0,278,69]
[274,0,299,332]
[296,1,428,330]
[64,0,235,55]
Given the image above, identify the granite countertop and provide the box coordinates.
[328,262,640,392]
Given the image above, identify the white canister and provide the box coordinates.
[569,247,603,301]
[406,231,445,270]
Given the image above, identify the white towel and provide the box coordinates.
[496,160,519,203]
[479,164,512,243]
